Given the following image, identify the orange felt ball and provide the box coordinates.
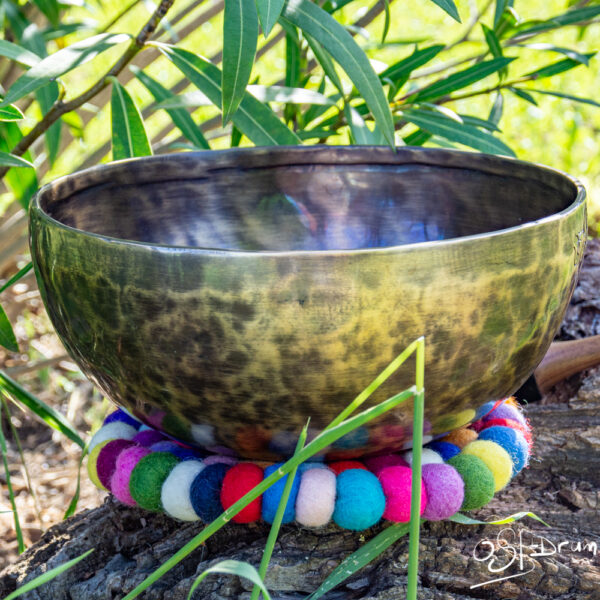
[328,460,367,475]
[220,463,264,523]
[442,427,478,449]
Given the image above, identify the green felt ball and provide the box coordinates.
[448,454,495,511]
[129,452,180,511]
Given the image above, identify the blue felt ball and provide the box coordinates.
[261,463,301,524]
[426,441,461,461]
[190,463,231,522]
[475,400,497,420]
[333,469,385,531]
[103,409,141,430]
[478,426,529,475]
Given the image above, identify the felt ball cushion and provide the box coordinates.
[402,448,444,466]
[333,469,385,530]
[441,428,478,449]
[132,430,167,447]
[295,467,337,527]
[378,466,427,523]
[161,460,205,521]
[129,452,180,511]
[96,439,136,490]
[328,460,367,475]
[88,422,138,453]
[262,463,301,524]
[447,453,495,510]
[87,440,111,491]
[421,463,464,520]
[190,463,231,521]
[103,410,141,429]
[363,454,408,475]
[483,401,527,427]
[220,463,264,523]
[479,426,529,474]
[461,440,513,491]
[479,418,532,447]
[111,446,152,506]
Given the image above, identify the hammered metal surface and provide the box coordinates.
[29,147,586,459]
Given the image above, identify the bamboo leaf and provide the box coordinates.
[2,549,94,600]
[256,0,286,37]
[281,0,394,145]
[345,104,385,144]
[488,91,504,126]
[156,44,300,146]
[248,85,334,105]
[428,0,460,23]
[222,0,259,124]
[493,0,510,29]
[32,0,60,27]
[412,57,515,102]
[131,66,209,150]
[0,263,33,295]
[460,114,500,132]
[0,123,38,208]
[0,105,24,121]
[36,82,61,167]
[379,44,445,89]
[304,32,344,95]
[524,88,600,108]
[0,39,40,67]
[109,77,152,160]
[508,86,537,105]
[0,305,18,353]
[518,43,591,65]
[0,151,34,168]
[513,5,600,37]
[403,128,432,145]
[482,24,503,59]
[0,370,85,448]
[188,560,271,600]
[1,33,131,106]
[381,0,391,43]
[525,53,595,80]
[402,108,516,156]
[308,523,411,599]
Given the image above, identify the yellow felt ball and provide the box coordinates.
[461,440,512,492]
[87,439,111,491]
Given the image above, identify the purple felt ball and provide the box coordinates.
[421,463,465,521]
[133,430,167,447]
[483,401,526,427]
[203,455,238,467]
[96,439,137,490]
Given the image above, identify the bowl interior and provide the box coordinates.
[40,158,578,252]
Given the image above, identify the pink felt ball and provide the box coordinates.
[421,463,464,521]
[364,454,409,475]
[378,466,427,522]
[111,446,151,506]
[132,430,167,447]
[96,439,136,491]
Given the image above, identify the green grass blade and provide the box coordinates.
[0,305,19,352]
[256,0,286,37]
[0,263,33,295]
[188,560,271,600]
[412,57,515,103]
[281,0,394,146]
[109,77,153,160]
[449,511,550,527]
[122,386,417,600]
[251,424,308,600]
[2,548,94,600]
[0,371,85,449]
[0,106,24,122]
[428,0,460,22]
[0,401,25,554]
[155,43,300,146]
[401,108,516,157]
[307,523,410,599]
[131,66,209,149]
[1,33,131,106]
[0,151,34,169]
[222,0,259,124]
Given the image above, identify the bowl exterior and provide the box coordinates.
[29,150,587,459]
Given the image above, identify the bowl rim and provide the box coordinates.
[30,145,587,257]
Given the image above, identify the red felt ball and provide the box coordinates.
[480,418,532,447]
[378,466,427,523]
[220,463,264,523]
[328,460,367,475]
[363,454,409,475]
[96,439,137,490]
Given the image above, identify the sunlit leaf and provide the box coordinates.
[379,44,444,92]
[281,0,394,145]
[109,77,152,160]
[131,66,209,150]
[460,114,500,132]
[512,5,600,37]
[493,0,510,29]
[0,370,85,448]
[0,123,38,208]
[381,0,390,43]
[248,85,334,105]
[345,104,385,144]
[412,57,515,102]
[222,0,258,124]
[0,39,40,67]
[156,44,300,146]
[518,43,591,65]
[402,108,516,156]
[449,511,549,527]
[525,53,595,79]
[524,88,600,108]
[0,305,18,353]
[1,33,131,106]
[403,128,432,145]
[508,86,537,105]
[2,549,94,599]
[0,151,34,168]
[428,0,460,23]
[0,106,24,121]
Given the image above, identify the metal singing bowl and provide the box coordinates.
[29,147,586,459]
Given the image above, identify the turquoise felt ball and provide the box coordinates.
[332,469,385,531]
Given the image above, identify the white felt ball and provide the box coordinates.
[191,423,216,447]
[88,422,138,453]
[161,460,206,521]
[402,448,444,466]
[295,467,336,527]
[401,434,433,450]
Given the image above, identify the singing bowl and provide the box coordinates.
[29,147,586,459]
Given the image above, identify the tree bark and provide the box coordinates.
[2,243,600,600]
